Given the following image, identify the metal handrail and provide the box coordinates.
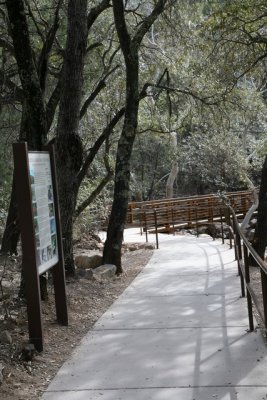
[228,205,267,332]
[140,200,265,333]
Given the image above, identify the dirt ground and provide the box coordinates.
[0,244,153,400]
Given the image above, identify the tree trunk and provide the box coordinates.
[2,1,48,255]
[1,178,20,255]
[252,155,267,260]
[103,59,139,272]
[55,0,88,276]
[103,0,168,271]
[241,178,258,232]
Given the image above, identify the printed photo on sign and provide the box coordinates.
[34,218,39,234]
[31,186,36,202]
[32,202,38,218]
[29,167,35,184]
[49,203,54,217]
[51,234,57,255]
[50,218,56,235]
[41,248,47,263]
[36,249,42,266]
[47,245,52,260]
[48,185,53,202]
[35,235,40,248]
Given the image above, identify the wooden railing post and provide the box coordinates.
[220,207,224,244]
[195,207,199,237]
[154,209,159,249]
[144,211,148,243]
[171,208,175,236]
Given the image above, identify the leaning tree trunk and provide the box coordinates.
[252,155,267,260]
[240,177,258,232]
[102,75,139,271]
[55,0,88,276]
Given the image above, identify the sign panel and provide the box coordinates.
[28,152,59,274]
[14,143,68,351]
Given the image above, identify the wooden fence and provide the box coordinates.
[127,190,254,231]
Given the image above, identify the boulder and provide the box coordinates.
[75,254,102,269]
[207,223,229,239]
[123,242,155,252]
[77,268,94,280]
[93,264,116,280]
[196,226,209,235]
[128,244,139,251]
[143,243,155,250]
[137,243,155,250]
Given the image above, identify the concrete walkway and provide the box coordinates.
[42,232,267,400]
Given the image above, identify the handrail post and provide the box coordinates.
[195,207,199,237]
[224,206,232,248]
[235,219,245,298]
[171,207,175,236]
[220,207,224,244]
[144,211,148,243]
[227,207,233,249]
[188,203,192,228]
[243,245,254,331]
[154,209,159,249]
[261,269,267,332]
[232,214,238,261]
[139,207,143,236]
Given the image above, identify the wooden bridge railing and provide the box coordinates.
[127,190,254,227]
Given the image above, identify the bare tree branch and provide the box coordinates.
[80,65,120,119]
[37,0,63,92]
[87,0,111,30]
[74,147,113,219]
[133,0,169,46]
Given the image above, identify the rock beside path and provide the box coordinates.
[75,254,102,269]
[93,264,117,280]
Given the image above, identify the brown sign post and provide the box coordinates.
[13,142,68,352]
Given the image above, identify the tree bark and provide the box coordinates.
[55,0,88,276]
[103,61,139,271]
[252,155,267,260]
[6,0,47,148]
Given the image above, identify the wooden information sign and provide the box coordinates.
[13,142,68,352]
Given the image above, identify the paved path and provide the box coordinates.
[42,233,267,400]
